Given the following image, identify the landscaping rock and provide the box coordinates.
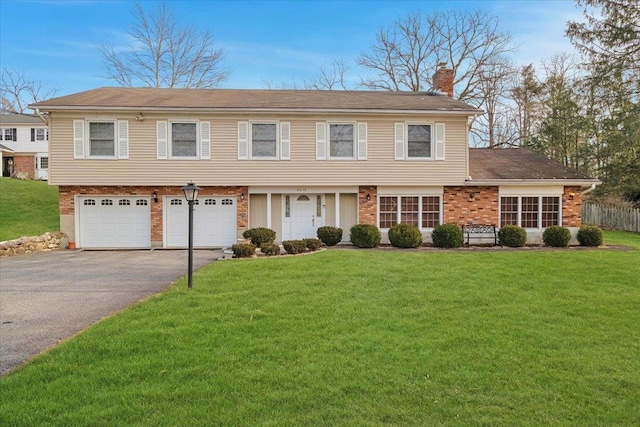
[0,232,69,257]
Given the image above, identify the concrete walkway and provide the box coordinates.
[0,249,221,375]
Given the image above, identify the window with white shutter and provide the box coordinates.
[238,121,249,160]
[316,122,326,160]
[280,122,291,160]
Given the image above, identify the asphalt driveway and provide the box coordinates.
[0,249,221,375]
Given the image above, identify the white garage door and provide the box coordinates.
[78,197,151,248]
[165,196,237,248]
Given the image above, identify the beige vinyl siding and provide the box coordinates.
[271,195,282,241]
[340,194,358,233]
[249,194,268,228]
[325,194,336,226]
[49,111,468,186]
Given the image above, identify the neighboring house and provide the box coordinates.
[0,113,49,180]
[30,67,599,249]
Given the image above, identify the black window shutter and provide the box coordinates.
[13,128,17,141]
[31,128,35,141]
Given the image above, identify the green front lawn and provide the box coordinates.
[1,231,638,425]
[0,177,59,241]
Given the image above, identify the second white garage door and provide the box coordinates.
[164,196,237,248]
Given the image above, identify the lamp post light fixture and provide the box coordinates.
[182,182,201,290]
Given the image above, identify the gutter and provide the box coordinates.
[581,183,597,195]
[34,108,49,125]
[464,179,601,186]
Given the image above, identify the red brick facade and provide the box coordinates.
[443,186,499,225]
[562,185,582,227]
[11,154,35,179]
[59,185,248,244]
[358,186,377,225]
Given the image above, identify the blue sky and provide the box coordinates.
[0,0,583,97]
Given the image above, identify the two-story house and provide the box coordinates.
[30,67,599,249]
[0,113,49,180]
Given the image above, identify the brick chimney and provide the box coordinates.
[433,62,454,98]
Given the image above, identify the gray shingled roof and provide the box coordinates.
[30,87,482,113]
[0,113,45,125]
[469,148,599,182]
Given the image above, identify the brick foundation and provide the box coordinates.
[443,186,499,225]
[358,185,377,225]
[59,185,248,244]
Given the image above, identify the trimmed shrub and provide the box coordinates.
[388,223,422,248]
[542,226,571,247]
[260,243,281,256]
[498,225,527,248]
[231,243,256,258]
[431,223,463,248]
[282,240,307,254]
[242,227,276,246]
[577,225,603,247]
[349,224,381,248]
[303,238,323,251]
[317,226,343,246]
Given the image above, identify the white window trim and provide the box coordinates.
[86,120,117,159]
[499,195,562,229]
[377,195,443,230]
[328,121,357,160]
[249,120,280,160]
[405,122,434,160]
[168,119,200,160]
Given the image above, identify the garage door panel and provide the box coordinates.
[79,197,151,249]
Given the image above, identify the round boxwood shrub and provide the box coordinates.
[260,243,281,256]
[282,240,307,254]
[431,223,463,248]
[577,225,603,247]
[498,224,527,247]
[317,226,343,246]
[242,227,276,246]
[388,223,422,248]
[231,243,256,258]
[350,224,381,248]
[542,225,571,247]
[303,238,323,251]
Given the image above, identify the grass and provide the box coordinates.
[0,177,59,241]
[1,231,638,426]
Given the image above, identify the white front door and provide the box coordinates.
[283,194,324,240]
[35,154,48,180]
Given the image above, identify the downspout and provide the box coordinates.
[581,183,597,196]
[35,108,48,125]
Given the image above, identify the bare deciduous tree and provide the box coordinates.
[304,60,350,90]
[1,68,58,114]
[100,2,228,88]
[357,9,516,102]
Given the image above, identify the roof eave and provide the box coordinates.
[28,105,483,115]
[465,179,601,186]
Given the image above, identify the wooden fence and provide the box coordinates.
[581,202,640,233]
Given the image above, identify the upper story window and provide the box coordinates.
[395,122,445,161]
[238,121,289,160]
[73,119,129,160]
[407,124,432,158]
[89,122,115,157]
[329,123,354,158]
[170,122,198,158]
[251,123,278,158]
[157,120,210,160]
[1,128,16,142]
[31,128,48,141]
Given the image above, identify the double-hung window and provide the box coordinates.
[2,128,16,142]
[170,122,198,158]
[407,124,432,158]
[395,122,445,160]
[251,122,278,159]
[329,123,355,159]
[500,196,561,228]
[73,119,129,159]
[31,128,48,141]
[88,122,115,157]
[379,195,441,229]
